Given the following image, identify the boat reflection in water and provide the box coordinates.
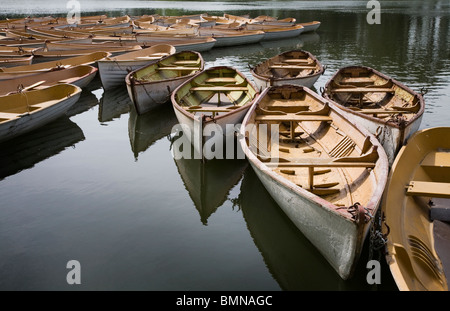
[98,86,131,123]
[0,116,85,180]
[128,104,178,160]
[172,136,248,225]
[238,167,396,290]
[66,89,100,117]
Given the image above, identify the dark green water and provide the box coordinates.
[0,1,449,291]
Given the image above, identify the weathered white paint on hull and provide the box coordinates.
[173,106,249,159]
[98,60,154,90]
[261,27,304,41]
[249,161,365,280]
[212,33,265,47]
[127,78,188,115]
[0,92,81,143]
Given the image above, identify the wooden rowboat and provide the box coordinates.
[134,34,217,52]
[243,24,305,41]
[32,45,141,63]
[0,65,97,95]
[0,52,111,76]
[198,28,265,47]
[251,49,324,91]
[382,127,450,291]
[98,44,176,90]
[238,84,389,280]
[323,66,425,165]
[298,21,321,33]
[171,66,259,158]
[0,55,33,68]
[0,51,110,73]
[126,50,204,115]
[0,84,82,143]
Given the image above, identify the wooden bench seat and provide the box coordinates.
[157,66,198,71]
[421,152,450,168]
[204,77,236,83]
[350,108,415,115]
[282,59,311,64]
[331,87,395,93]
[406,181,450,199]
[190,86,248,92]
[173,60,199,65]
[265,159,376,168]
[186,107,237,113]
[269,65,317,70]
[255,114,332,122]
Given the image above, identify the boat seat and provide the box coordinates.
[186,106,238,113]
[173,60,200,65]
[282,59,311,64]
[204,77,236,83]
[255,115,332,122]
[406,181,450,199]
[420,152,450,168]
[330,87,395,93]
[269,65,317,70]
[265,159,376,168]
[349,108,415,115]
[190,86,248,92]
[157,66,198,71]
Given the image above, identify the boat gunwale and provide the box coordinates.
[171,65,259,123]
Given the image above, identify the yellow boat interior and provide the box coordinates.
[0,84,80,123]
[132,50,202,82]
[245,85,386,218]
[174,67,258,118]
[254,50,322,79]
[383,127,450,291]
[324,66,422,124]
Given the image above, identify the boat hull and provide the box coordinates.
[0,87,81,143]
[127,77,191,114]
[382,127,450,291]
[98,59,156,90]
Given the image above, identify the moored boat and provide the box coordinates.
[244,24,304,41]
[126,50,204,115]
[171,66,259,158]
[251,49,324,91]
[323,66,425,165]
[0,51,110,73]
[0,55,33,68]
[32,45,141,62]
[0,65,97,95]
[198,28,265,47]
[0,84,82,143]
[299,21,321,33]
[98,44,176,90]
[238,84,389,280]
[382,127,450,291]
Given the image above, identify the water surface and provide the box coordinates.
[0,0,449,291]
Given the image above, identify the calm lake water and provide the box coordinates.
[0,1,449,291]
